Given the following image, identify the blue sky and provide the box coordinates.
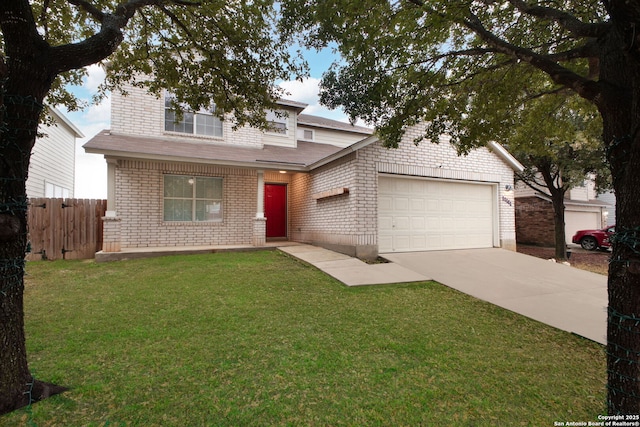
[64,46,348,199]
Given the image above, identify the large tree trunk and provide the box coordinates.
[0,93,44,415]
[600,18,640,415]
[0,18,55,413]
[0,0,126,413]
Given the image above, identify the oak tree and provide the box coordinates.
[0,0,303,414]
[509,95,609,259]
[285,0,640,414]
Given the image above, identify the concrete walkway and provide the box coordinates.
[277,245,431,286]
[281,245,607,345]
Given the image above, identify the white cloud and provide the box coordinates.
[279,77,323,105]
[83,64,107,93]
[84,95,111,125]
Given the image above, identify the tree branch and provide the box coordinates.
[49,0,201,74]
[158,3,193,38]
[67,0,105,21]
[463,12,604,103]
[508,0,610,38]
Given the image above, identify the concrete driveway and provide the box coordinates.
[383,248,608,345]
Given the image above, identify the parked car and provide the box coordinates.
[572,225,615,251]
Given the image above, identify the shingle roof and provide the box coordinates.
[298,114,373,135]
[83,131,345,171]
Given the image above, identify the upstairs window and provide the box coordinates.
[266,110,288,135]
[163,175,223,222]
[164,94,223,138]
[298,128,314,141]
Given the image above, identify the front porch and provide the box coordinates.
[95,241,303,262]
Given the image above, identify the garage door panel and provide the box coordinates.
[394,197,409,211]
[411,217,426,231]
[411,198,425,211]
[394,235,412,251]
[379,216,393,230]
[379,196,393,211]
[395,216,411,230]
[379,176,495,252]
[411,235,427,249]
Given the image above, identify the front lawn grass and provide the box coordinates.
[4,251,605,426]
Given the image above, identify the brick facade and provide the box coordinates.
[289,131,517,259]
[99,85,519,258]
[515,196,556,246]
[111,84,265,148]
[114,159,256,248]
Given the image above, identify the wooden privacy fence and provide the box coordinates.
[27,198,107,261]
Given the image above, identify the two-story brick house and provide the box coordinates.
[84,82,523,260]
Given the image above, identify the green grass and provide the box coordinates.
[3,251,605,426]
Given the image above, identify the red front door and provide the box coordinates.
[265,184,287,238]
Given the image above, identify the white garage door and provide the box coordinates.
[565,210,600,244]
[378,176,496,252]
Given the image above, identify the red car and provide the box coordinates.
[572,225,615,251]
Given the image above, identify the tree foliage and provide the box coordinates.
[510,94,609,258]
[282,0,640,415]
[9,0,307,124]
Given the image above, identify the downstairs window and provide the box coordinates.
[163,175,223,222]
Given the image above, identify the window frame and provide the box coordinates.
[298,128,315,141]
[45,181,70,198]
[265,109,289,136]
[163,174,223,223]
[164,93,223,139]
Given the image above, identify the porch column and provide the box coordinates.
[102,158,121,252]
[253,170,266,246]
[105,158,117,217]
[256,170,265,219]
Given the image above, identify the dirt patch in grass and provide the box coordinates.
[517,244,610,275]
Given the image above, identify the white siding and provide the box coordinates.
[27,118,76,198]
[300,126,370,148]
[262,110,297,148]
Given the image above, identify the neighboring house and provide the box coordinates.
[84,83,523,260]
[515,178,611,246]
[26,106,84,198]
[597,190,616,226]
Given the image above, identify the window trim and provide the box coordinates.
[45,181,70,198]
[299,128,315,141]
[265,109,289,136]
[163,174,223,223]
[164,93,224,139]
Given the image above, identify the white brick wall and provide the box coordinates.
[289,125,517,256]
[115,159,257,248]
[111,83,278,148]
[107,85,518,256]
